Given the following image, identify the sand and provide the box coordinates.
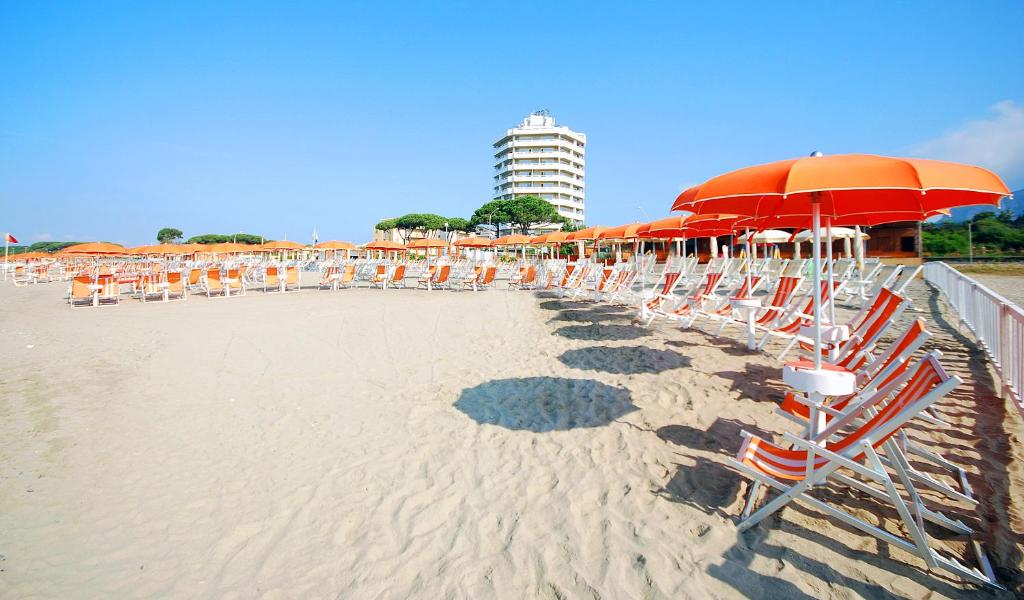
[0,274,1021,598]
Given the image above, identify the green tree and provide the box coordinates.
[470,196,567,235]
[444,217,472,242]
[186,233,265,245]
[156,227,184,244]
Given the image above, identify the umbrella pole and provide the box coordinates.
[811,198,822,370]
[826,218,836,327]
[744,228,751,297]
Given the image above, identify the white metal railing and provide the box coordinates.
[924,261,1024,418]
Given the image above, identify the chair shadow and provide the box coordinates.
[454,377,637,432]
[654,455,746,519]
[554,324,652,342]
[714,365,787,404]
[558,346,691,375]
[538,299,629,314]
[548,309,630,324]
[656,418,770,455]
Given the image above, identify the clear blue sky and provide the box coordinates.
[2,2,1023,246]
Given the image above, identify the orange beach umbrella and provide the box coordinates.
[453,236,493,248]
[59,242,127,255]
[406,238,449,249]
[200,242,254,254]
[314,240,356,251]
[492,234,533,246]
[565,226,609,241]
[530,231,571,245]
[673,154,1008,218]
[364,240,406,251]
[675,153,1010,369]
[597,223,646,240]
[129,244,190,255]
[261,240,307,252]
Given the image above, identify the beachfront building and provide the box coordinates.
[493,111,586,231]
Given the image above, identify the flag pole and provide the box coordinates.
[3,233,8,280]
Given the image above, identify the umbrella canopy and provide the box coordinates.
[314,240,355,251]
[493,234,533,246]
[566,226,609,241]
[738,208,952,231]
[531,231,571,245]
[675,153,1010,370]
[261,240,307,251]
[200,242,254,254]
[364,240,406,251]
[60,242,127,255]
[406,238,449,249]
[637,216,689,239]
[737,229,793,244]
[673,154,1008,217]
[793,227,870,242]
[598,223,646,240]
[129,244,190,255]
[453,236,493,248]
[637,214,741,239]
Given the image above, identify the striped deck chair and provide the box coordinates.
[778,284,909,360]
[550,264,575,290]
[509,265,537,290]
[757,280,844,355]
[478,265,497,290]
[336,264,357,289]
[776,320,971,505]
[186,268,203,293]
[319,265,340,290]
[794,287,909,364]
[69,275,95,308]
[387,264,407,289]
[226,268,245,296]
[639,270,683,325]
[264,267,282,293]
[204,268,225,297]
[138,273,166,303]
[658,270,725,328]
[604,268,638,305]
[715,275,802,335]
[693,275,763,329]
[284,266,301,292]
[166,271,186,301]
[414,265,436,288]
[557,264,590,298]
[733,353,1001,589]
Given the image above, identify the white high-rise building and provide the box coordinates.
[493,111,586,228]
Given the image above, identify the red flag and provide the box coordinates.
[4,233,17,244]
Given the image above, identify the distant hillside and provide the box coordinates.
[947,189,1022,222]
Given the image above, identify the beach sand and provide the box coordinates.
[1,275,1021,598]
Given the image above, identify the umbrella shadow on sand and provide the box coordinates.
[558,346,690,375]
[554,324,651,342]
[454,377,637,432]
